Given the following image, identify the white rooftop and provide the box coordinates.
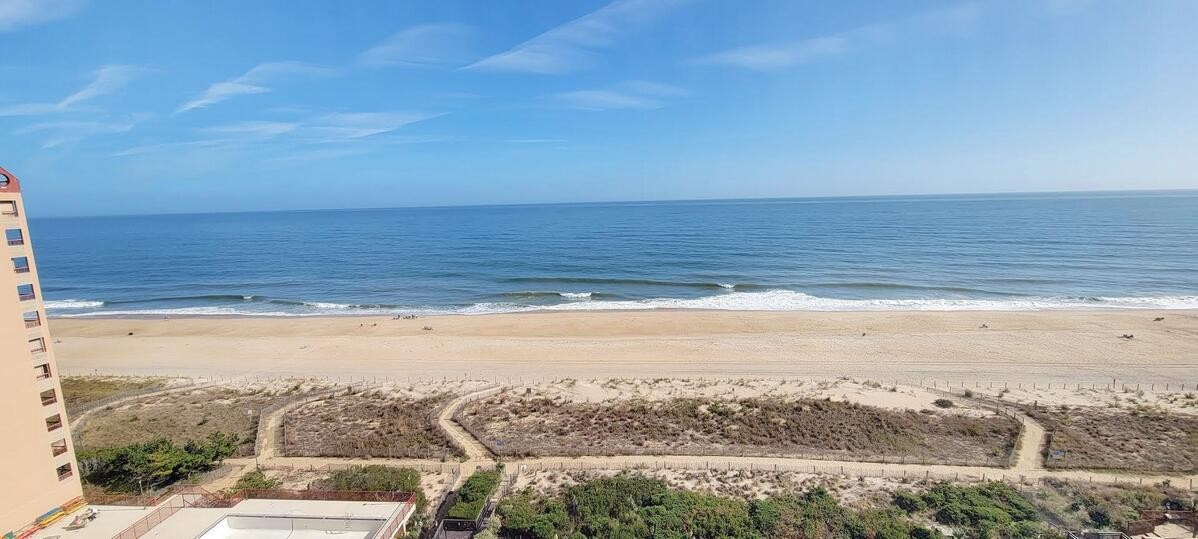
[34,499,409,539]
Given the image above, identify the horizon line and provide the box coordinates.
[29,186,1198,220]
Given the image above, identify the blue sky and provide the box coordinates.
[2,0,1196,216]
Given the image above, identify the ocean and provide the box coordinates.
[29,191,1198,317]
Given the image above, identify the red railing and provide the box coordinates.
[58,469,74,480]
[19,293,35,301]
[36,371,52,380]
[25,318,41,328]
[42,394,57,406]
[52,444,68,457]
[30,341,47,353]
[14,265,29,273]
[8,239,24,246]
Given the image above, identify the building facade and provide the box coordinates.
[0,166,83,535]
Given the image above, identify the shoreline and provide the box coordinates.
[49,309,1198,384]
[44,305,1198,321]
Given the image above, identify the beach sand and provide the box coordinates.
[49,310,1198,384]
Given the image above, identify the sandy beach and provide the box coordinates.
[47,310,1198,384]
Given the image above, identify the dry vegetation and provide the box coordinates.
[1028,405,1198,472]
[459,390,1020,465]
[283,389,460,459]
[59,376,168,415]
[75,384,317,456]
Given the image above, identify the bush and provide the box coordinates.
[233,468,281,490]
[447,470,501,520]
[316,465,425,511]
[894,491,927,513]
[934,399,955,408]
[78,433,237,493]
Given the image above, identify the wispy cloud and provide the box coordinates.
[0,64,138,116]
[302,111,444,141]
[176,61,337,114]
[467,0,690,74]
[264,147,369,165]
[357,23,473,67]
[114,110,443,159]
[15,120,133,148]
[0,0,87,32]
[200,120,299,138]
[552,80,688,111]
[689,2,981,70]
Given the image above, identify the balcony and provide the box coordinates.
[13,256,30,273]
[5,228,23,246]
[35,363,52,380]
[40,389,57,406]
[0,201,15,216]
[24,311,41,328]
[29,337,47,354]
[17,284,35,301]
[57,463,73,480]
[51,440,69,457]
[46,414,63,432]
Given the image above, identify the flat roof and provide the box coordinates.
[33,499,405,539]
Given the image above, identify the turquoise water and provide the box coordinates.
[28,191,1198,317]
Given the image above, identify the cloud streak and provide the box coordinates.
[357,23,473,67]
[176,61,337,114]
[552,80,689,111]
[689,2,981,70]
[0,0,87,32]
[0,64,138,116]
[467,0,689,74]
[15,120,133,148]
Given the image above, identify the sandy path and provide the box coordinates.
[50,310,1198,384]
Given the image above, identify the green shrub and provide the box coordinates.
[316,465,425,511]
[447,470,501,520]
[894,491,927,513]
[934,399,955,408]
[78,432,237,493]
[234,468,281,490]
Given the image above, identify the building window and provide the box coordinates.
[57,463,73,480]
[46,414,63,432]
[29,337,47,353]
[5,228,23,245]
[12,256,30,273]
[41,388,57,406]
[0,201,15,216]
[35,363,51,380]
[17,283,35,301]
[51,439,69,457]
[24,311,41,328]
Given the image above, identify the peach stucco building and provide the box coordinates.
[1,166,83,536]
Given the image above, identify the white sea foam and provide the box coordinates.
[44,299,105,309]
[558,292,593,300]
[53,291,1198,317]
[534,290,1198,313]
[717,283,735,289]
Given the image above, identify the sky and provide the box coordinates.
[1,0,1196,217]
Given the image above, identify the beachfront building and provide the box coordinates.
[0,166,84,536]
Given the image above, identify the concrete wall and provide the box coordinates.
[0,166,83,533]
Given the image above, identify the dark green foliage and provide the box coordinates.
[905,482,1050,539]
[233,468,281,490]
[894,491,927,513]
[447,470,501,520]
[933,399,955,408]
[78,432,238,493]
[315,465,426,511]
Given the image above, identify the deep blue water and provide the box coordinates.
[27,191,1198,317]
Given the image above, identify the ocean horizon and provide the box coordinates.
[30,190,1198,317]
